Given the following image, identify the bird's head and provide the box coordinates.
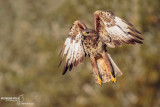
[82,29,98,37]
[82,29,99,43]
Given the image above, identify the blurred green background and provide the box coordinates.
[0,0,160,107]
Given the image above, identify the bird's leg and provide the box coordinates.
[102,51,116,83]
[90,56,102,86]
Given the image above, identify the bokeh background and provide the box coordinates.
[0,0,160,107]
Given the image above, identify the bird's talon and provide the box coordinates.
[98,77,102,86]
[110,72,116,83]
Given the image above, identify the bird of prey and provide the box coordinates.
[58,10,143,86]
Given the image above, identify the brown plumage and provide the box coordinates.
[59,10,143,86]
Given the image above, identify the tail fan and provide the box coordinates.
[107,54,122,76]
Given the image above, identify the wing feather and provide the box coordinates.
[94,10,143,48]
[59,20,87,75]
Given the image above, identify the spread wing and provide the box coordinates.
[58,20,87,75]
[94,10,143,48]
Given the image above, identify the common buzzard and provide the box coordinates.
[58,10,143,86]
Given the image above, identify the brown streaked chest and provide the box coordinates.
[83,37,104,56]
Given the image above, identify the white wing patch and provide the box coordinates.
[102,16,142,47]
[64,37,71,55]
[59,20,87,75]
[115,17,129,32]
[64,33,85,66]
[104,23,129,43]
[61,32,86,74]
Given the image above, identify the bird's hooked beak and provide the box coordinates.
[82,30,90,36]
[82,31,87,36]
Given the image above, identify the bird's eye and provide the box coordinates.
[82,31,89,36]
[86,32,89,34]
